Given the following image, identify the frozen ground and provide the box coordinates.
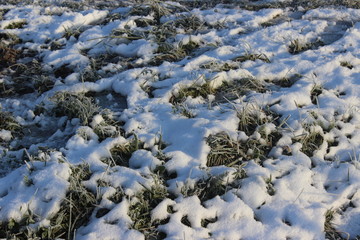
[1,0,360,239]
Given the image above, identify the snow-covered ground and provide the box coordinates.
[1,0,360,239]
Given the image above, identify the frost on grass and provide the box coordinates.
[206,104,281,167]
[3,1,360,239]
[104,135,144,167]
[51,92,99,126]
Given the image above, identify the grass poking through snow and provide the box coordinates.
[51,92,100,125]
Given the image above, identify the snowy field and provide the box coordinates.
[1,0,360,239]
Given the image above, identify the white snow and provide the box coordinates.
[1,1,360,239]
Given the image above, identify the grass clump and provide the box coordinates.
[91,111,124,141]
[110,28,147,41]
[206,131,279,167]
[288,39,324,54]
[207,105,280,167]
[170,78,216,105]
[0,163,96,240]
[324,208,347,240]
[80,64,101,83]
[340,61,354,70]
[51,92,99,125]
[0,110,21,133]
[265,175,276,196]
[0,211,39,239]
[129,0,175,23]
[0,46,19,70]
[151,40,199,65]
[172,103,196,118]
[4,20,26,29]
[128,174,168,240]
[206,132,245,167]
[0,32,21,70]
[200,61,239,72]
[216,77,266,102]
[6,60,54,95]
[105,135,144,167]
[181,174,228,202]
[294,124,324,157]
[37,163,96,240]
[164,14,204,34]
[0,32,21,46]
[236,104,275,136]
[267,73,302,88]
[310,84,323,105]
[234,52,270,63]
[63,25,85,40]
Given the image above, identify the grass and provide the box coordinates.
[0,32,21,46]
[173,103,196,118]
[129,0,174,24]
[128,174,168,240]
[4,20,26,29]
[170,76,265,106]
[234,52,271,63]
[110,28,147,41]
[310,84,323,105]
[104,135,144,167]
[63,25,85,40]
[0,110,21,133]
[269,73,302,88]
[294,124,324,157]
[216,77,266,102]
[0,162,96,240]
[324,209,347,240]
[3,60,54,96]
[80,64,101,83]
[51,92,100,125]
[288,39,324,55]
[206,132,245,167]
[236,103,275,136]
[206,131,280,167]
[0,211,38,239]
[171,14,204,32]
[265,175,276,196]
[0,46,18,69]
[207,104,280,167]
[181,174,228,202]
[37,163,96,240]
[151,40,200,66]
[92,110,124,141]
[200,61,240,72]
[340,61,354,70]
[1,1,359,239]
[170,77,216,105]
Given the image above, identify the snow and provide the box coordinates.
[1,0,360,239]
